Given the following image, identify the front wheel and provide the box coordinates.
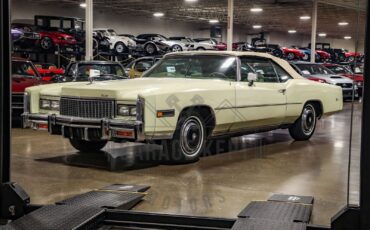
[40,37,54,51]
[69,139,108,153]
[115,42,128,54]
[171,44,183,52]
[286,52,295,60]
[289,103,317,141]
[163,111,206,163]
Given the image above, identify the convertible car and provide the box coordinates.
[23,51,343,163]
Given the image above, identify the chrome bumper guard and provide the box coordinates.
[22,113,144,142]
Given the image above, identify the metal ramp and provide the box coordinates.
[231,194,314,230]
[2,184,150,230]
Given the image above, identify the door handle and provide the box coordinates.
[278,89,286,94]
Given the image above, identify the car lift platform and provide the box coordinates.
[1,184,323,230]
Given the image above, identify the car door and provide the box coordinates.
[231,56,288,131]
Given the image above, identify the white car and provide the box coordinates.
[93,28,136,54]
[291,62,358,100]
[24,51,343,163]
[169,37,216,51]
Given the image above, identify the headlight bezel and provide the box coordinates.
[40,98,60,111]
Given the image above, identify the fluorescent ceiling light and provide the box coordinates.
[185,0,198,2]
[344,36,352,40]
[250,8,263,12]
[318,33,327,37]
[300,16,311,20]
[153,12,164,17]
[253,25,262,29]
[209,19,219,24]
[79,3,86,8]
[338,22,349,26]
[288,30,297,33]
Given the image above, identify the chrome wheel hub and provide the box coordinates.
[301,105,316,135]
[180,116,204,157]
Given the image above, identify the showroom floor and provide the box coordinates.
[11,102,360,226]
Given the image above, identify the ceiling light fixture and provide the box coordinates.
[153,12,164,17]
[185,0,198,2]
[338,22,349,26]
[344,36,352,40]
[250,8,263,12]
[318,33,327,37]
[79,3,86,8]
[253,25,262,29]
[209,19,219,24]
[288,30,297,34]
[300,16,311,20]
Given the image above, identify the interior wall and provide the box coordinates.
[11,0,362,52]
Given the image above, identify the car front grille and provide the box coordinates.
[60,97,115,119]
[336,83,353,88]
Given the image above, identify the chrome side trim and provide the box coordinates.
[214,102,302,110]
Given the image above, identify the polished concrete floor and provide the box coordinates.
[11,102,361,226]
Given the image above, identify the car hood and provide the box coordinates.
[53,78,232,101]
[162,40,185,47]
[309,74,353,84]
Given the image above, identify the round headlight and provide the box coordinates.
[40,100,51,109]
[118,105,130,116]
[51,100,60,110]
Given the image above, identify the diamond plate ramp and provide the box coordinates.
[56,190,144,210]
[238,201,312,223]
[268,194,314,205]
[231,218,306,230]
[100,184,150,193]
[3,205,104,230]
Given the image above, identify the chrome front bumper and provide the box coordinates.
[22,113,144,142]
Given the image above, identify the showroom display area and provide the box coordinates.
[1,0,370,229]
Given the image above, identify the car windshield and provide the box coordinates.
[295,64,335,75]
[326,65,352,74]
[144,55,237,80]
[67,63,126,81]
[108,29,117,36]
[12,61,37,78]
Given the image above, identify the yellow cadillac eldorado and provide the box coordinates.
[23,51,343,163]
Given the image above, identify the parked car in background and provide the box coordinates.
[125,56,162,78]
[323,63,363,96]
[299,48,331,62]
[291,62,358,100]
[24,51,343,163]
[53,60,127,83]
[119,34,136,40]
[33,63,65,82]
[34,15,82,51]
[282,47,305,60]
[193,38,227,51]
[344,50,364,63]
[12,58,49,119]
[11,28,23,41]
[169,37,216,50]
[136,34,190,54]
[11,23,41,49]
[312,43,347,63]
[94,28,136,54]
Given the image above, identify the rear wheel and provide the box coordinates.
[69,139,108,153]
[171,45,183,52]
[145,43,157,55]
[115,42,128,54]
[163,111,206,163]
[286,52,295,60]
[289,103,317,141]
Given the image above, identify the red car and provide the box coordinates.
[323,63,363,96]
[316,50,331,61]
[345,51,364,62]
[36,31,76,51]
[12,59,50,118]
[34,63,65,81]
[282,47,305,60]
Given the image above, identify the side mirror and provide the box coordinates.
[247,72,258,86]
